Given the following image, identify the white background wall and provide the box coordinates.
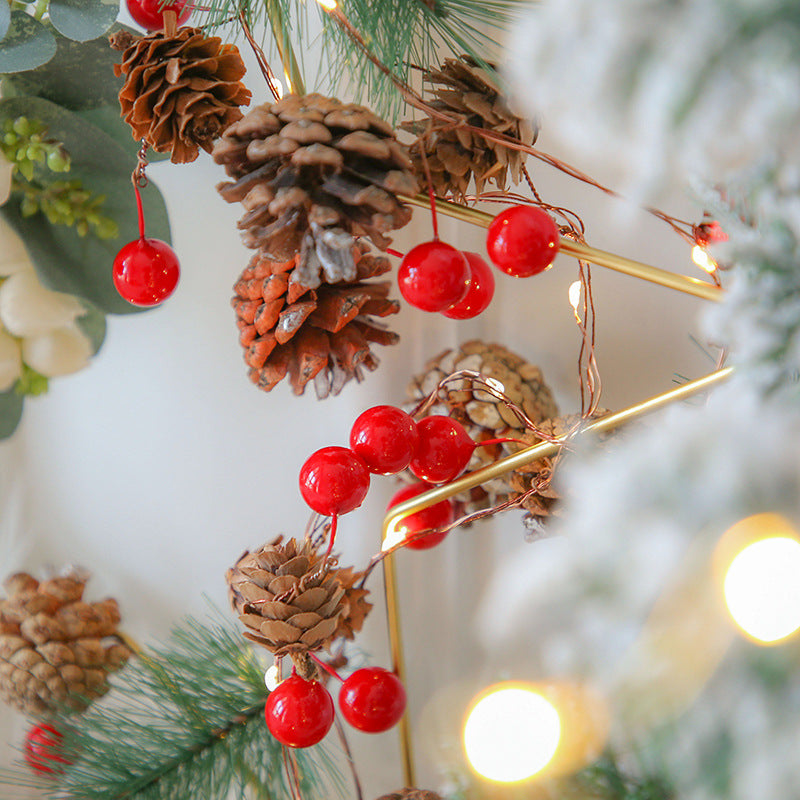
[0,19,712,797]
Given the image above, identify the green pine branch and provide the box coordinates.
[1,614,345,800]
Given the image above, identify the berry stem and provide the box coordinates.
[386,247,405,258]
[323,513,338,564]
[308,652,345,683]
[132,177,146,240]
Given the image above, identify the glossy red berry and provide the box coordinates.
[386,483,453,550]
[486,205,560,277]
[265,673,334,748]
[113,237,180,307]
[339,667,407,733]
[410,415,475,484]
[24,723,71,776]
[299,446,370,516]
[442,252,495,319]
[397,241,471,312]
[349,405,419,475]
[126,0,191,30]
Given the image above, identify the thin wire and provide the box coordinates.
[238,7,282,101]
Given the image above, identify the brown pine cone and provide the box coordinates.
[402,56,536,200]
[212,94,417,275]
[332,566,372,641]
[113,27,251,163]
[0,571,131,717]
[226,538,346,657]
[233,242,399,398]
[404,341,559,519]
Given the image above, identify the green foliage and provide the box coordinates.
[0,386,24,438]
[0,3,11,41]
[0,11,57,73]
[1,115,71,180]
[48,0,120,43]
[15,362,49,396]
[0,615,345,800]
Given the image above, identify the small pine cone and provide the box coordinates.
[376,791,442,800]
[226,538,346,657]
[402,56,536,200]
[212,94,417,273]
[0,571,131,717]
[331,566,372,641]
[113,27,251,163]
[404,341,559,519]
[233,242,399,398]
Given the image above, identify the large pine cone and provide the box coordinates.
[404,341,559,519]
[0,572,131,717]
[112,27,251,163]
[234,243,399,398]
[213,94,417,275]
[226,538,347,657]
[402,57,535,200]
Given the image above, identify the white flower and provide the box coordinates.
[21,324,92,378]
[0,215,33,277]
[0,150,12,207]
[0,270,86,337]
[0,328,22,392]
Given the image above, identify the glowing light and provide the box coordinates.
[268,75,285,99]
[382,520,405,552]
[463,683,561,783]
[568,280,582,323]
[315,0,338,10]
[264,665,281,691]
[283,71,294,95]
[723,535,800,644]
[691,245,717,275]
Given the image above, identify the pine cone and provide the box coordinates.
[332,566,372,641]
[402,57,536,200]
[113,27,251,163]
[212,94,417,275]
[226,538,346,657]
[233,242,399,398]
[376,790,442,800]
[404,341,559,519]
[0,571,131,717]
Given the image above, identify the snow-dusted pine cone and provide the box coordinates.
[0,571,131,717]
[213,94,417,274]
[233,242,399,398]
[404,341,559,519]
[402,56,535,200]
[112,27,251,163]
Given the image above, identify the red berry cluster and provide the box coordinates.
[299,407,487,551]
[397,205,560,315]
[125,0,191,30]
[265,667,406,748]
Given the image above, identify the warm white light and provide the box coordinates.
[724,536,800,644]
[283,71,294,95]
[264,665,281,691]
[568,280,582,323]
[692,245,717,274]
[315,0,338,10]
[463,684,561,783]
[269,75,285,99]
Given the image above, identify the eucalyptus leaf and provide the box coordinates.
[0,3,11,42]
[49,0,120,43]
[0,12,57,74]
[0,96,171,315]
[75,300,107,354]
[3,23,132,111]
[78,105,171,162]
[0,389,24,440]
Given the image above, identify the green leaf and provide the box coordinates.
[77,105,171,162]
[0,388,24,440]
[0,96,171,315]
[0,4,11,42]
[3,23,131,111]
[49,0,120,43]
[75,299,107,354]
[0,12,57,74]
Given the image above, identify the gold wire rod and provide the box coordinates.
[265,0,305,94]
[382,367,733,787]
[398,194,723,303]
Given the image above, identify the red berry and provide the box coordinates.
[486,205,560,277]
[126,0,191,29]
[410,415,475,484]
[24,723,71,776]
[397,241,471,312]
[386,483,453,550]
[339,667,407,733]
[442,252,495,319]
[265,673,334,748]
[299,446,370,516]
[349,405,419,475]
[113,237,180,307]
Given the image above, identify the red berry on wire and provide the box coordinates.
[397,241,471,312]
[442,252,495,319]
[339,667,407,733]
[410,415,475,484]
[113,238,180,307]
[126,0,191,30]
[299,446,370,516]
[350,405,419,475]
[24,723,71,776]
[386,483,453,550]
[265,673,334,748]
[486,205,560,277]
